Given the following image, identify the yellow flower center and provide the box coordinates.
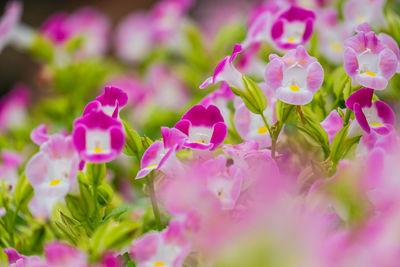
[289,85,300,92]
[193,141,204,143]
[154,262,166,267]
[287,37,296,43]
[93,147,103,153]
[49,179,62,186]
[146,164,158,169]
[370,122,383,127]
[331,42,343,53]
[217,191,223,200]
[364,71,376,77]
[257,126,268,134]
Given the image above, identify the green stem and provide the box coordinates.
[10,204,20,245]
[343,108,352,126]
[260,113,277,160]
[147,175,163,230]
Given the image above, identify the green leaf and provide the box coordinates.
[86,163,106,187]
[275,100,295,123]
[330,125,361,164]
[0,248,9,266]
[65,36,84,53]
[101,205,135,223]
[29,34,54,62]
[296,111,330,157]
[386,9,400,44]
[97,184,114,206]
[65,194,86,222]
[122,120,143,157]
[91,220,140,260]
[242,75,267,114]
[14,174,33,208]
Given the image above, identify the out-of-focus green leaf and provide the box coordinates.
[14,174,33,208]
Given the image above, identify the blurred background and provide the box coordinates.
[0,0,258,96]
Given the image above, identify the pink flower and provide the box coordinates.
[174,105,227,151]
[0,83,30,132]
[345,88,395,137]
[264,45,324,105]
[343,0,386,30]
[316,8,352,64]
[83,86,128,119]
[0,150,21,190]
[4,248,47,267]
[270,5,316,50]
[73,110,125,163]
[200,44,244,91]
[150,0,193,43]
[114,12,153,63]
[343,24,398,90]
[26,128,80,218]
[44,242,87,267]
[321,109,345,143]
[41,7,110,57]
[136,127,187,179]
[0,1,22,52]
[145,64,189,110]
[202,155,243,210]
[241,2,284,49]
[130,221,190,267]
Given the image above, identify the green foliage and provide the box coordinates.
[231,75,267,115]
[29,34,54,63]
[295,109,330,158]
[90,220,140,261]
[14,174,33,209]
[330,124,361,165]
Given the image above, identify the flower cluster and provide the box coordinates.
[1,0,400,266]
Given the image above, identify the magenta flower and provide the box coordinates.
[270,6,316,50]
[264,45,324,105]
[0,1,22,52]
[83,86,128,119]
[25,129,80,218]
[41,7,110,57]
[130,220,190,267]
[106,76,148,107]
[0,150,21,190]
[241,3,283,49]
[175,105,227,151]
[346,88,395,136]
[4,248,46,267]
[44,242,87,267]
[200,82,234,128]
[0,83,30,132]
[343,25,398,90]
[136,127,187,179]
[73,110,125,163]
[200,44,244,91]
[321,109,345,143]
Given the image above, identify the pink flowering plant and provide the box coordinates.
[1,0,400,266]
